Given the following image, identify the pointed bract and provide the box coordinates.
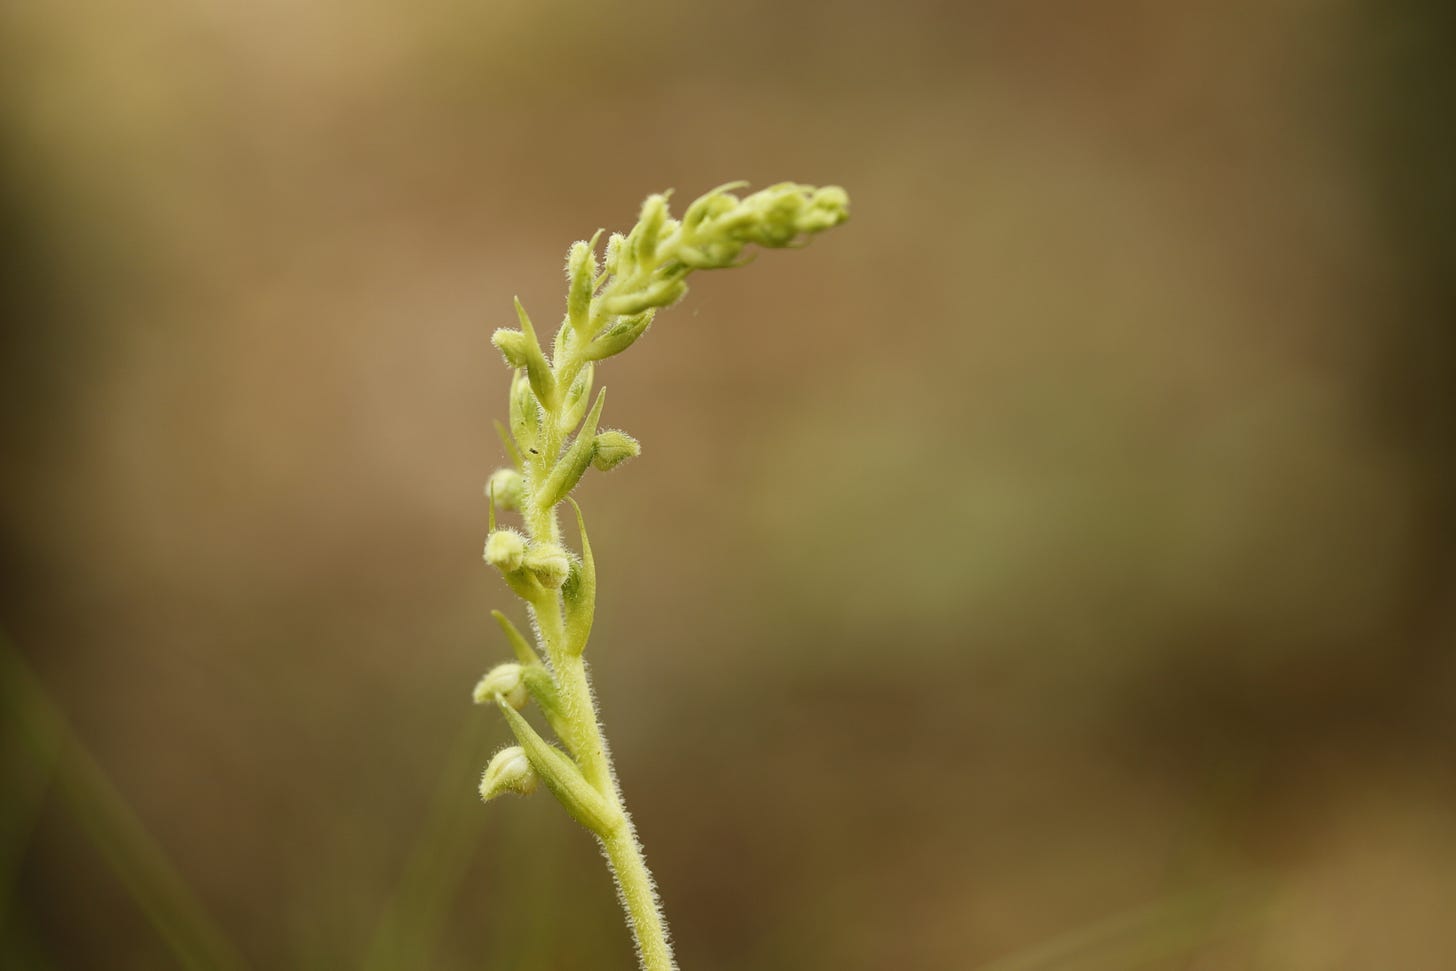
[562,498,596,657]
[538,389,606,507]
[497,698,617,836]
[494,419,523,470]
[512,297,557,407]
[491,610,540,666]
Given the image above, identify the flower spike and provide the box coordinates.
[473,183,848,971]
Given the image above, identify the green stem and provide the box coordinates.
[560,652,675,969]
[603,824,675,971]
[528,590,676,970]
[521,332,676,968]
[552,656,610,792]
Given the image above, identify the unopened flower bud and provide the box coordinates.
[591,430,640,471]
[484,529,527,572]
[634,193,671,258]
[603,232,626,277]
[744,187,801,247]
[683,182,746,229]
[601,277,687,316]
[675,239,745,269]
[486,468,525,511]
[491,328,532,368]
[509,371,540,454]
[479,746,538,802]
[566,238,598,333]
[812,184,850,214]
[560,363,595,430]
[796,185,851,233]
[523,542,571,589]
[473,662,528,709]
[585,313,653,361]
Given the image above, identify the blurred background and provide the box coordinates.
[2,1,1453,969]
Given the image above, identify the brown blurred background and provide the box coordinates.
[2,1,1454,969]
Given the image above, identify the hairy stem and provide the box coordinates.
[524,397,675,970]
[554,649,673,970]
[603,824,674,971]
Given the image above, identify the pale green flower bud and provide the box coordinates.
[491,328,532,368]
[479,746,538,802]
[591,430,640,471]
[473,662,528,709]
[487,468,525,511]
[559,363,595,431]
[631,193,672,263]
[508,371,539,454]
[674,239,745,269]
[585,312,653,361]
[674,183,851,259]
[804,185,851,231]
[523,541,572,589]
[601,277,687,317]
[682,182,745,230]
[566,236,598,335]
[747,184,804,247]
[602,232,626,278]
[484,528,527,573]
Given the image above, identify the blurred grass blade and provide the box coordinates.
[0,700,60,968]
[973,880,1271,971]
[0,632,252,971]
[0,697,59,929]
[360,717,494,971]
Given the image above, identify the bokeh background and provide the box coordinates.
[2,2,1454,969]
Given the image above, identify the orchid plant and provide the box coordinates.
[473,181,849,971]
